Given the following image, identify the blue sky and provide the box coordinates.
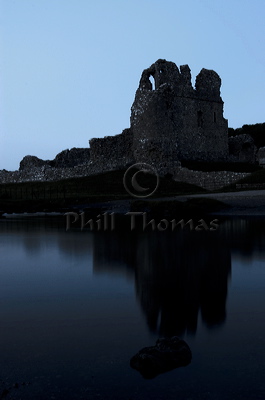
[0,0,264,171]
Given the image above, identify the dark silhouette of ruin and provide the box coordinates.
[0,59,262,185]
[89,59,229,174]
[8,217,265,337]
[92,228,231,337]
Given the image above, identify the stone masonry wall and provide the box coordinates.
[0,130,134,184]
[19,148,91,171]
[228,134,257,163]
[131,59,228,168]
[173,168,250,191]
[89,128,134,169]
[0,161,122,184]
[0,163,249,192]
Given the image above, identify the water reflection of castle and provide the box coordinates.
[11,218,265,336]
[92,229,231,336]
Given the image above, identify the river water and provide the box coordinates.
[0,216,265,399]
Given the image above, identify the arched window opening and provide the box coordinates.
[149,74,155,90]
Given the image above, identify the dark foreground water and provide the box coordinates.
[1,216,265,399]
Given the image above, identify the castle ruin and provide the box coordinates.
[89,59,229,173]
[0,59,259,188]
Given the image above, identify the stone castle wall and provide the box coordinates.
[131,59,228,168]
[0,163,249,192]
[19,148,91,171]
[0,59,258,189]
[0,161,120,184]
[228,134,257,163]
[89,128,134,169]
[173,168,250,191]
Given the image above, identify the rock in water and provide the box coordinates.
[130,336,192,379]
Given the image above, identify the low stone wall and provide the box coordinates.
[174,167,250,190]
[0,162,123,184]
[0,163,250,192]
[19,148,91,171]
[236,183,265,190]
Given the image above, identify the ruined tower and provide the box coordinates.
[89,59,229,174]
[130,59,228,169]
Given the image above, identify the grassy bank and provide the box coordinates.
[0,169,206,213]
